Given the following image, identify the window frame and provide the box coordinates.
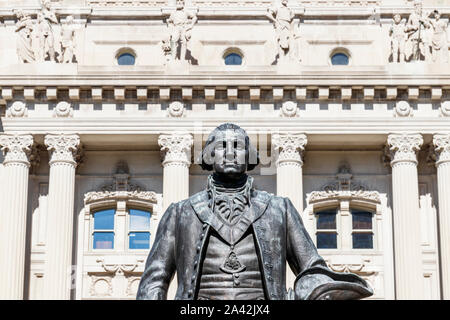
[127,207,152,251]
[315,207,340,250]
[115,47,137,66]
[222,47,245,66]
[91,207,116,251]
[350,206,375,250]
[329,47,351,66]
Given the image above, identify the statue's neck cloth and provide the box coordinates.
[207,174,253,226]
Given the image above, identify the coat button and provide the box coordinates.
[196,245,201,252]
[203,223,208,229]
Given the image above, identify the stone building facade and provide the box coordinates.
[0,0,449,300]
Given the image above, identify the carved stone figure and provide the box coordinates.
[36,0,59,62]
[14,10,35,63]
[266,0,298,64]
[405,0,431,61]
[60,15,76,63]
[167,1,197,62]
[137,123,373,300]
[390,14,406,63]
[429,10,449,64]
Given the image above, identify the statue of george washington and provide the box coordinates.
[137,123,373,300]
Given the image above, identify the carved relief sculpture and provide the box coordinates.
[14,10,35,63]
[137,123,373,300]
[37,0,59,62]
[266,0,299,64]
[390,14,406,63]
[405,0,431,61]
[60,15,76,63]
[166,1,198,62]
[429,10,449,64]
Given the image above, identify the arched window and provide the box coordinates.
[330,49,350,66]
[117,53,136,66]
[224,53,243,65]
[93,209,115,249]
[128,208,151,250]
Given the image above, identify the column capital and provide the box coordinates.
[158,132,193,167]
[433,133,450,166]
[387,133,423,166]
[0,134,33,167]
[45,134,80,167]
[272,132,307,167]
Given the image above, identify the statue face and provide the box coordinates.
[394,14,401,24]
[211,129,247,178]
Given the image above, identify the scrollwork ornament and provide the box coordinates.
[45,134,80,166]
[272,133,307,166]
[54,101,73,118]
[440,101,450,117]
[387,133,423,165]
[0,134,33,166]
[168,101,185,117]
[7,101,28,118]
[394,100,412,117]
[433,133,450,165]
[158,133,193,166]
[280,101,298,117]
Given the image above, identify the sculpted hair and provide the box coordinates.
[200,123,260,171]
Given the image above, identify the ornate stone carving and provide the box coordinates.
[272,133,307,166]
[84,161,158,204]
[35,0,59,62]
[7,101,28,118]
[44,134,80,166]
[405,0,431,62]
[429,10,449,64]
[89,275,113,297]
[433,134,450,165]
[0,134,33,166]
[308,163,381,204]
[168,101,185,117]
[158,133,193,167]
[441,101,450,117]
[14,9,35,63]
[96,258,144,275]
[394,100,413,117]
[389,14,407,63]
[54,101,73,117]
[280,101,298,117]
[60,15,77,63]
[386,133,423,165]
[266,0,301,64]
[88,0,166,6]
[167,2,198,62]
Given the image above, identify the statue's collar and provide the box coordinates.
[190,188,272,245]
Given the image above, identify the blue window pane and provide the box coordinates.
[118,53,135,66]
[331,53,349,65]
[317,233,337,249]
[225,53,242,65]
[352,233,373,249]
[93,232,114,249]
[94,209,115,230]
[352,211,373,229]
[130,209,151,230]
[316,210,336,229]
[129,232,150,249]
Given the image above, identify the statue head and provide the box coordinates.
[176,0,184,10]
[42,0,51,9]
[393,14,401,24]
[434,10,441,20]
[414,0,422,14]
[66,15,74,24]
[200,123,259,180]
[281,0,288,7]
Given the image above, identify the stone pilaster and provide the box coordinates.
[44,134,80,300]
[158,132,193,211]
[272,133,307,213]
[432,133,450,299]
[0,134,33,299]
[387,133,424,300]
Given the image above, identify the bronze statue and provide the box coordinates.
[137,123,373,300]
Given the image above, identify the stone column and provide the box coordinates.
[44,134,80,300]
[272,133,307,290]
[272,133,308,213]
[158,132,193,300]
[432,133,450,299]
[0,134,33,299]
[387,133,424,299]
[158,133,193,211]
